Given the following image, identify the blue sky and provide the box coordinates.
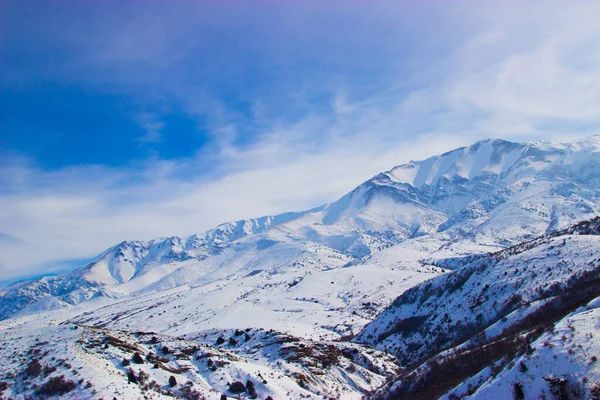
[2,0,600,283]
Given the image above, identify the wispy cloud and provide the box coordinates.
[136,113,164,144]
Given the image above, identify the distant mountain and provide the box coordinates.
[1,135,599,322]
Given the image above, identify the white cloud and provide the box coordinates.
[445,0,600,137]
[136,113,164,144]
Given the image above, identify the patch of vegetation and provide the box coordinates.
[25,359,42,378]
[513,382,524,400]
[0,381,9,395]
[132,352,145,364]
[36,375,77,396]
[229,381,246,394]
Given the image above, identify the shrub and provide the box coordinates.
[162,345,170,354]
[518,362,528,372]
[132,353,144,364]
[544,374,569,400]
[216,337,225,345]
[127,369,138,384]
[25,359,43,378]
[229,337,238,346]
[180,384,206,400]
[246,380,258,398]
[513,382,524,400]
[122,357,131,366]
[229,381,246,393]
[36,375,77,396]
[169,375,177,387]
[43,364,57,376]
[138,370,149,385]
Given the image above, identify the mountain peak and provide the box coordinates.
[384,138,528,190]
[568,134,600,150]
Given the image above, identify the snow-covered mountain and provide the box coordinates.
[2,135,600,399]
[2,136,600,323]
[355,217,600,399]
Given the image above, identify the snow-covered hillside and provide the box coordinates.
[2,217,598,399]
[2,136,600,399]
[0,320,399,399]
[355,217,600,400]
[2,135,599,323]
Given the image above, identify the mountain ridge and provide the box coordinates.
[1,135,599,321]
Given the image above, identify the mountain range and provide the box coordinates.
[1,135,599,399]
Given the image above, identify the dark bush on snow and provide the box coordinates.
[216,337,226,345]
[138,370,149,386]
[229,381,246,393]
[127,369,138,384]
[25,359,43,378]
[544,374,570,400]
[180,384,206,400]
[132,352,144,364]
[246,379,258,398]
[513,382,524,400]
[36,375,77,396]
[43,364,57,376]
[122,357,131,366]
[518,362,528,372]
[169,375,177,387]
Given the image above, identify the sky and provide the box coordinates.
[2,0,600,284]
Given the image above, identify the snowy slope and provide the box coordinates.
[355,217,600,400]
[444,299,600,400]
[0,319,399,400]
[65,236,444,341]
